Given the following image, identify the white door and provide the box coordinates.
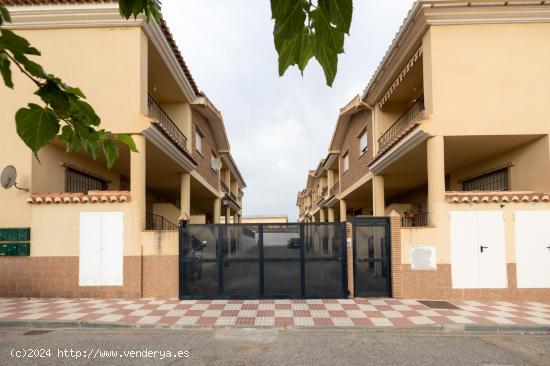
[477,211,507,288]
[79,213,102,286]
[450,211,479,288]
[450,211,507,289]
[99,212,124,286]
[79,212,124,286]
[515,211,550,288]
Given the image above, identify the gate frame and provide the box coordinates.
[351,216,393,298]
[178,221,348,300]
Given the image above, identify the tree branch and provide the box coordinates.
[1,49,43,87]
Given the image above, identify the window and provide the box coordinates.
[342,153,349,172]
[65,167,107,194]
[195,130,203,153]
[463,168,510,191]
[359,130,368,154]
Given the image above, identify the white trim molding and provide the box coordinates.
[4,3,198,103]
[369,127,430,174]
[143,125,197,172]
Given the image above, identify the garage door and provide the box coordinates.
[450,211,507,289]
[514,211,550,288]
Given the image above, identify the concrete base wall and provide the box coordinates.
[0,255,179,299]
[401,264,550,301]
[142,255,178,298]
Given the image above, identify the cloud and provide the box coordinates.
[162,0,416,220]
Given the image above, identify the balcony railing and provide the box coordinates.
[221,180,229,194]
[148,94,188,149]
[330,181,339,196]
[146,212,178,231]
[401,211,429,228]
[378,95,424,151]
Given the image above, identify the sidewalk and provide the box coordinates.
[1,297,549,330]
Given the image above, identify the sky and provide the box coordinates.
[163,0,416,221]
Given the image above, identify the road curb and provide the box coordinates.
[1,320,549,333]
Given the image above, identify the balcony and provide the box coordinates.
[330,181,339,196]
[221,180,229,194]
[148,94,188,149]
[378,95,424,152]
[401,211,429,228]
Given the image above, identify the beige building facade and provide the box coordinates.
[0,1,245,298]
[298,0,550,301]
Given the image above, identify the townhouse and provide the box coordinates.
[0,0,245,298]
[299,0,550,300]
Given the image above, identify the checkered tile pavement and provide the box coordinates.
[1,298,549,328]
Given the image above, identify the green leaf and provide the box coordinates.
[61,84,86,98]
[318,0,353,34]
[275,28,314,76]
[57,125,81,153]
[119,0,162,23]
[0,53,13,88]
[0,29,40,56]
[35,79,71,113]
[311,6,345,53]
[70,99,101,126]
[272,0,307,40]
[15,103,60,153]
[116,134,138,152]
[0,5,11,25]
[102,139,119,169]
[314,41,338,87]
[11,52,47,79]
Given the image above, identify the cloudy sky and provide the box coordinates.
[163,0,416,221]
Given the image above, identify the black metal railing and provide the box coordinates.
[221,180,229,194]
[148,94,188,148]
[146,212,178,231]
[330,181,339,196]
[401,212,429,228]
[378,95,424,151]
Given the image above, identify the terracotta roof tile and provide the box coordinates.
[0,0,200,96]
[27,190,131,204]
[446,191,550,204]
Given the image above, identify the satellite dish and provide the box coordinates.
[1,165,16,189]
[1,165,29,191]
[211,158,222,172]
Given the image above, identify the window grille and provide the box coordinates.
[462,168,509,191]
[65,167,108,194]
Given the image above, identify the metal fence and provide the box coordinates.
[146,212,178,231]
[179,223,348,299]
[378,94,424,151]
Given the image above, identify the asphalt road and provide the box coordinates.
[0,327,549,366]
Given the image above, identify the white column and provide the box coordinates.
[373,175,385,216]
[213,198,221,224]
[131,135,146,231]
[180,172,190,219]
[327,207,335,222]
[340,199,347,222]
[427,135,446,227]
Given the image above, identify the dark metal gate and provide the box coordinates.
[179,223,347,299]
[352,217,392,297]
